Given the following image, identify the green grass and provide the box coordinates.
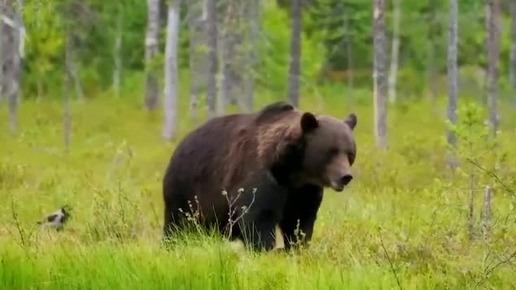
[1,90,516,289]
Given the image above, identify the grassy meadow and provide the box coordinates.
[1,87,516,289]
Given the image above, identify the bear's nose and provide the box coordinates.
[340,174,353,186]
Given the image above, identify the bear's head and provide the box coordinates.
[254,102,357,191]
[298,112,357,192]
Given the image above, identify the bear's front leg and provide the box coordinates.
[238,210,278,251]
[279,185,323,251]
[234,171,289,252]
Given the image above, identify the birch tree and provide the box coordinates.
[112,4,123,99]
[486,0,500,137]
[1,0,24,133]
[344,10,353,92]
[510,0,516,91]
[387,0,401,104]
[217,0,256,114]
[162,0,180,141]
[373,0,387,149]
[60,0,87,103]
[216,0,234,115]
[187,0,208,123]
[63,27,72,151]
[447,0,458,169]
[427,0,438,105]
[0,4,3,104]
[144,0,161,111]
[242,0,259,112]
[68,38,83,102]
[206,0,217,118]
[288,0,302,107]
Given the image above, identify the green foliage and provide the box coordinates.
[305,0,372,70]
[257,1,325,94]
[446,101,514,206]
[15,0,516,100]
[448,102,509,182]
[22,0,65,97]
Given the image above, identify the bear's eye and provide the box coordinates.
[328,147,339,156]
[348,152,356,165]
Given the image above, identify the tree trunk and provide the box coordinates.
[480,186,493,239]
[387,0,401,104]
[144,0,161,111]
[427,0,438,108]
[287,0,302,107]
[447,0,459,169]
[63,30,72,151]
[242,0,259,112]
[113,6,123,99]
[1,0,22,133]
[187,0,208,124]
[373,0,387,149]
[482,3,490,106]
[510,0,516,93]
[206,0,217,118]
[162,0,180,141]
[428,42,438,107]
[486,0,500,137]
[217,0,256,114]
[69,48,84,102]
[345,10,353,92]
[0,7,3,104]
[216,1,233,115]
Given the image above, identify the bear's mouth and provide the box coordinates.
[330,182,345,192]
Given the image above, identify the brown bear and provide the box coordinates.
[162,101,357,251]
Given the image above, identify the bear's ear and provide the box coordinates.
[344,113,357,130]
[301,112,319,132]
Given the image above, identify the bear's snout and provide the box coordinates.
[327,154,353,192]
[330,173,353,192]
[339,174,353,186]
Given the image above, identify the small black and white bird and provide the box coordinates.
[37,206,71,231]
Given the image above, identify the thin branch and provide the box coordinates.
[475,249,516,288]
[379,231,403,290]
[466,157,515,197]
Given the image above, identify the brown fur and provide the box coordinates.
[162,101,358,252]
[255,110,305,167]
[221,108,304,190]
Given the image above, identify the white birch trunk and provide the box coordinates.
[447,0,459,169]
[387,0,401,104]
[427,0,438,107]
[162,0,180,141]
[70,56,84,102]
[486,0,500,138]
[187,0,208,123]
[216,2,227,116]
[243,0,259,112]
[206,0,218,118]
[373,0,387,149]
[287,0,302,107]
[144,0,161,111]
[345,11,353,92]
[64,30,72,151]
[1,0,23,132]
[113,7,123,99]
[510,0,516,91]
